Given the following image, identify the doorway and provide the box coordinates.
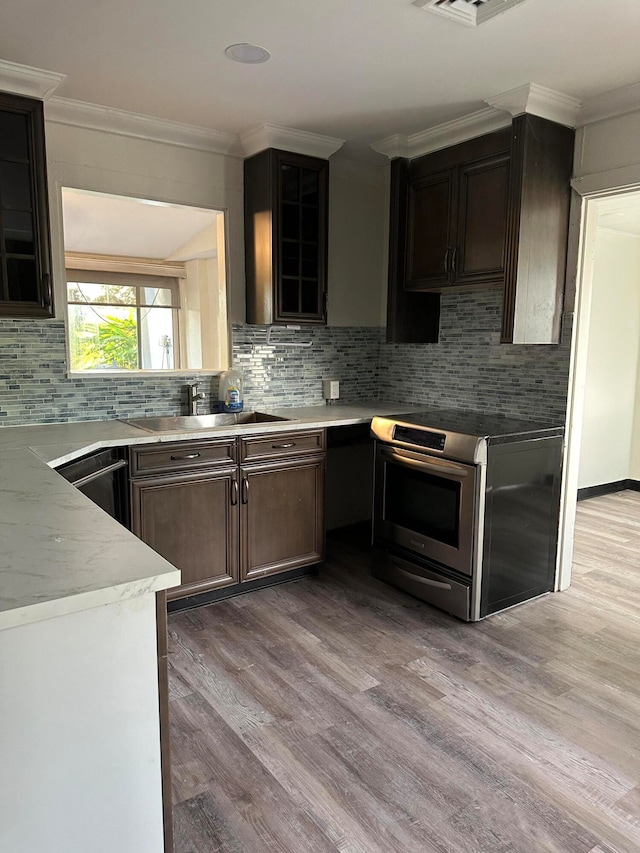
[558,187,640,589]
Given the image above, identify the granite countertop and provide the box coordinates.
[0,402,407,631]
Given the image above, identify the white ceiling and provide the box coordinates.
[1,0,640,158]
[61,189,220,258]
[598,191,640,238]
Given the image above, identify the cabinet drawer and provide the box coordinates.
[240,429,325,463]
[130,438,236,477]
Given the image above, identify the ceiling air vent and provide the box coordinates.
[413,0,531,27]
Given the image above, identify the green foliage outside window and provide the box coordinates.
[71,310,138,370]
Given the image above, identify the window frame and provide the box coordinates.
[65,267,182,372]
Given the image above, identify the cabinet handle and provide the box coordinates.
[169,452,201,460]
[241,476,249,504]
[272,442,295,449]
[451,247,458,275]
[443,248,450,275]
[230,478,238,506]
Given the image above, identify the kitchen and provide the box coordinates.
[1,0,640,851]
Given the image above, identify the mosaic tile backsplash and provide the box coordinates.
[0,320,381,426]
[0,288,572,427]
[378,289,572,423]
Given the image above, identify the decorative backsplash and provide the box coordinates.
[231,324,381,408]
[378,289,572,422]
[0,320,381,426]
[0,290,571,427]
[0,319,211,425]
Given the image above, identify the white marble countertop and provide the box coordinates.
[0,402,408,630]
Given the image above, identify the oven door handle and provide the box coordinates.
[395,565,453,591]
[379,446,469,479]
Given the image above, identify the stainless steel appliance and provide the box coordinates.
[58,447,130,527]
[371,409,564,621]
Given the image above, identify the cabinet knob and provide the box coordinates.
[443,248,451,275]
[169,452,201,460]
[241,476,249,504]
[272,442,295,449]
[230,478,238,506]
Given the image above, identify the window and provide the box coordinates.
[61,188,230,374]
[66,270,181,371]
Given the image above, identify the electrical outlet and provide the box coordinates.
[323,379,340,402]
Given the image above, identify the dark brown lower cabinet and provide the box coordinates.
[130,429,326,601]
[241,457,325,581]
[131,468,239,601]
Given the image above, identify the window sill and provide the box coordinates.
[67,368,223,379]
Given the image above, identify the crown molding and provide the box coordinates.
[0,59,66,100]
[369,133,410,160]
[486,83,582,128]
[370,107,511,160]
[45,96,239,155]
[239,123,344,159]
[578,81,640,126]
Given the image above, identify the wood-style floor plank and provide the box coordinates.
[169,491,640,852]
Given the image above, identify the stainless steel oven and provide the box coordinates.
[370,410,564,622]
[374,443,478,576]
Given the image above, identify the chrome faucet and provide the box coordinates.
[186,382,205,416]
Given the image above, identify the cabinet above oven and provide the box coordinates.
[386,114,574,345]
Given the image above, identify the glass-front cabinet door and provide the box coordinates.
[278,156,326,321]
[245,148,328,326]
[0,92,54,317]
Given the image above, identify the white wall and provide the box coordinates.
[632,336,640,480]
[327,157,387,327]
[44,120,386,331]
[0,594,164,853]
[575,108,640,181]
[45,120,246,325]
[578,229,640,488]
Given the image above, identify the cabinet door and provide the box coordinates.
[244,148,328,325]
[240,457,325,581]
[405,168,456,290]
[0,93,54,317]
[277,152,328,324]
[131,468,239,600]
[454,152,510,286]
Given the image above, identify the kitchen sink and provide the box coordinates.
[122,412,292,433]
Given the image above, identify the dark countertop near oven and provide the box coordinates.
[388,408,564,443]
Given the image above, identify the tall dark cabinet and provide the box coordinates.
[244,148,329,325]
[0,92,54,317]
[387,115,574,345]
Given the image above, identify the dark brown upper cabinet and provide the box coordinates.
[244,148,328,325]
[405,128,511,291]
[388,116,574,344]
[501,114,574,344]
[0,92,54,318]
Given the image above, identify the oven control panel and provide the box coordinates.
[393,425,446,452]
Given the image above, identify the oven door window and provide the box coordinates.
[385,462,460,548]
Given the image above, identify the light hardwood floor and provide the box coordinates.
[168,490,640,852]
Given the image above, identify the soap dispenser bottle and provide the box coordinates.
[218,367,244,413]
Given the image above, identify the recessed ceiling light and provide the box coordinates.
[225,43,271,64]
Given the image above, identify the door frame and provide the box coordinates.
[556,174,640,590]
